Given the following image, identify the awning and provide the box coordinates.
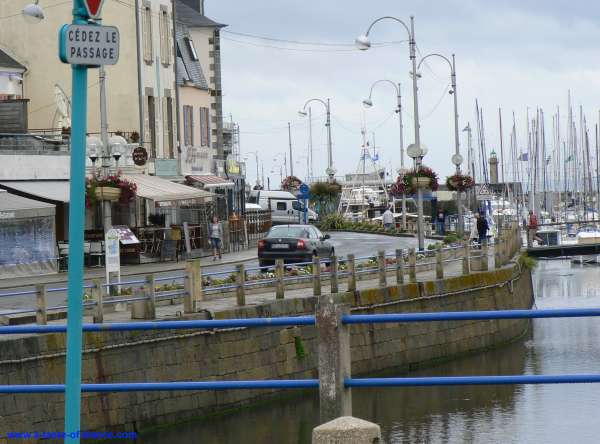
[186,174,234,189]
[0,190,55,218]
[0,181,70,203]
[122,174,213,206]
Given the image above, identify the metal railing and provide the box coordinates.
[2,305,600,423]
[0,223,523,323]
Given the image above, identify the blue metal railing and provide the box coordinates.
[2,307,600,395]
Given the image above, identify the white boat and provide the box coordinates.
[572,225,600,264]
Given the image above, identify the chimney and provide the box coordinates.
[489,150,499,184]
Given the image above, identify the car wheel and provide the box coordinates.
[259,260,273,273]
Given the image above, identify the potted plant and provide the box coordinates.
[446,173,475,192]
[86,172,137,208]
[129,131,140,143]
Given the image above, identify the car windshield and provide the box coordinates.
[267,226,309,238]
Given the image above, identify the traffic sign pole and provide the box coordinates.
[62,1,110,441]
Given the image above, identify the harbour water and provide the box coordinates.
[142,259,600,443]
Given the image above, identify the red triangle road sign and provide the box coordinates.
[83,0,106,19]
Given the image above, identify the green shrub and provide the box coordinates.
[319,213,346,230]
[443,233,461,244]
[518,253,537,270]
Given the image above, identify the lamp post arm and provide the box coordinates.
[416,53,453,75]
[367,79,399,101]
[364,16,411,40]
[302,98,327,112]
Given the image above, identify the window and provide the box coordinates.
[292,201,304,212]
[159,7,172,66]
[147,96,156,158]
[183,105,194,146]
[166,97,174,158]
[276,202,287,211]
[199,107,210,147]
[142,3,153,64]
[185,37,198,61]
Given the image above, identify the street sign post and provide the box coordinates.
[476,183,493,201]
[298,183,310,224]
[60,1,118,441]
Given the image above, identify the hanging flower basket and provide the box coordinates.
[95,186,121,202]
[281,175,303,192]
[446,173,475,192]
[392,166,439,195]
[86,172,137,209]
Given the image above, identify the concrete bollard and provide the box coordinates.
[92,279,103,324]
[377,250,386,288]
[275,259,285,299]
[144,274,156,320]
[482,241,489,271]
[395,249,404,285]
[312,416,382,444]
[330,256,339,294]
[313,255,322,296]
[346,254,356,293]
[184,259,202,313]
[316,296,352,424]
[408,248,417,283]
[236,264,246,306]
[462,241,471,275]
[35,284,47,325]
[435,245,444,279]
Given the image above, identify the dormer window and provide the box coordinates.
[185,37,198,61]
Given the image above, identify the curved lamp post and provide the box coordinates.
[356,16,425,250]
[363,79,407,230]
[417,53,464,235]
[299,98,335,182]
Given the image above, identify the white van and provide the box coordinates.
[248,190,318,225]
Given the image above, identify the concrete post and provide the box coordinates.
[312,416,381,444]
[408,247,417,283]
[395,249,404,285]
[313,255,322,296]
[144,274,156,320]
[435,245,444,279]
[92,279,103,324]
[330,256,339,294]
[184,259,202,313]
[35,284,47,325]
[377,250,386,288]
[316,296,352,424]
[236,264,246,306]
[346,254,356,293]
[462,241,471,275]
[482,241,489,271]
[275,259,285,299]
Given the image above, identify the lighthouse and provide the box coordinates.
[489,150,499,184]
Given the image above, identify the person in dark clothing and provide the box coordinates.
[476,213,489,247]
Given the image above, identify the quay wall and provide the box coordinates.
[0,263,534,436]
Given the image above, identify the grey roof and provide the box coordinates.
[175,23,209,89]
[0,49,25,70]
[175,0,226,28]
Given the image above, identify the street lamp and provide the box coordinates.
[243,151,261,187]
[22,1,44,23]
[109,135,127,172]
[357,15,425,250]
[362,79,407,230]
[86,135,101,177]
[417,53,464,235]
[299,98,335,182]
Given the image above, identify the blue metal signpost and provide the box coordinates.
[60,1,115,441]
[298,183,310,224]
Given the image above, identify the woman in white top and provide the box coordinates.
[209,216,223,260]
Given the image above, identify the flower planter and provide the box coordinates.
[412,177,432,189]
[95,186,121,202]
[448,179,460,189]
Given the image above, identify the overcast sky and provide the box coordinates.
[208,1,600,187]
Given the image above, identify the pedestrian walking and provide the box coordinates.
[382,206,394,230]
[476,212,489,248]
[209,215,223,260]
[436,210,446,235]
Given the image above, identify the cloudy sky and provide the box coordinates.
[208,1,600,187]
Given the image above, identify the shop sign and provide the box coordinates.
[132,146,148,166]
[105,228,120,273]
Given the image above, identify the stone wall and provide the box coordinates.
[0,263,533,437]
